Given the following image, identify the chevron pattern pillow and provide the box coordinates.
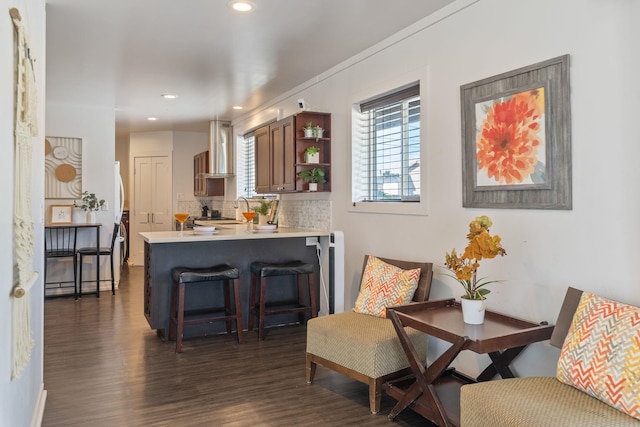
[557,292,640,420]
[353,255,420,318]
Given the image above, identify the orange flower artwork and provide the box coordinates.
[475,88,546,186]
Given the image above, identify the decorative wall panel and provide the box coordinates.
[45,136,82,198]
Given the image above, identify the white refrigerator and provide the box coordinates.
[114,161,126,283]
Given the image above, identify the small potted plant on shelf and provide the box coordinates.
[74,191,105,224]
[304,146,320,163]
[251,199,273,225]
[303,122,324,140]
[303,122,316,138]
[298,168,326,192]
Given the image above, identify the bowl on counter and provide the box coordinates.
[193,225,216,234]
[254,224,277,231]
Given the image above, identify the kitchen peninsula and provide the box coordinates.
[140,224,330,340]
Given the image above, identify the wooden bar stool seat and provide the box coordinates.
[169,264,243,353]
[248,260,317,340]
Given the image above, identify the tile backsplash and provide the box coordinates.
[177,198,331,231]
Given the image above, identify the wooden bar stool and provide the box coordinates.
[248,260,317,340]
[169,264,243,353]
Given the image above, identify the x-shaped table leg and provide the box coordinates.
[476,346,526,381]
[387,310,470,426]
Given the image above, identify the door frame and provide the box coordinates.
[129,151,173,266]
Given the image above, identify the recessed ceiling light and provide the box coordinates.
[161,94,178,99]
[229,1,254,12]
[147,117,158,121]
[232,106,243,110]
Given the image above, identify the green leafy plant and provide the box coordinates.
[74,191,105,212]
[303,122,315,131]
[305,146,320,156]
[251,199,273,216]
[444,216,507,300]
[298,168,326,184]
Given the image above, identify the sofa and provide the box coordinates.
[460,287,640,426]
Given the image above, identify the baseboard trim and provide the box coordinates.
[31,384,47,427]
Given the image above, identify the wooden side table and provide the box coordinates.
[386,299,554,427]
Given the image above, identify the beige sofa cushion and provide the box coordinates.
[460,377,640,427]
[306,311,426,378]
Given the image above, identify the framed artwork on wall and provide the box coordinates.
[49,205,73,224]
[460,55,572,209]
[45,136,82,199]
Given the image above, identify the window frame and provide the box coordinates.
[237,132,256,198]
[349,68,429,217]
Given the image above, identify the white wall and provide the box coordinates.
[236,0,640,377]
[127,130,209,265]
[1,0,46,425]
[45,104,116,236]
[172,130,208,209]
[115,135,130,209]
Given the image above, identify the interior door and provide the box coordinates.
[131,155,172,265]
[150,156,171,230]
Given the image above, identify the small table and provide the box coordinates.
[44,223,101,297]
[386,299,554,427]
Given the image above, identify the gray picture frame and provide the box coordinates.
[460,55,572,209]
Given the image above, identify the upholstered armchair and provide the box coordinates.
[461,287,640,426]
[306,255,433,413]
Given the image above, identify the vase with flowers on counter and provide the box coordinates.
[444,216,507,324]
[74,191,105,224]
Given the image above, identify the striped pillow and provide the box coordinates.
[353,255,420,318]
[557,292,640,420]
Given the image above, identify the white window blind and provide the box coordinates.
[353,83,421,203]
[237,134,256,198]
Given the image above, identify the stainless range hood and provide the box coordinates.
[205,120,234,177]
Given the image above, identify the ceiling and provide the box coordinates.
[45,0,454,138]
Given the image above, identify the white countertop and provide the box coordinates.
[139,223,330,244]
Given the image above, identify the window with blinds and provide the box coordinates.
[353,83,421,203]
[237,133,256,198]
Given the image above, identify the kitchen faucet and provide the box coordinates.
[234,196,251,212]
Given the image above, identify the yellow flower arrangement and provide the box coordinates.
[444,216,507,300]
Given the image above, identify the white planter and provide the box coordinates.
[86,211,96,224]
[304,128,315,138]
[460,297,485,324]
[305,152,320,163]
[258,214,269,225]
[308,183,318,192]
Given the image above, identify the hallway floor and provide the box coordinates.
[42,264,431,426]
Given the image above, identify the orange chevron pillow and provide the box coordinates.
[557,292,640,420]
[353,255,420,318]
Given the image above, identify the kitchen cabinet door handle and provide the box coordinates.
[151,213,155,223]
[146,213,150,223]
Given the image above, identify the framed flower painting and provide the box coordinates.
[460,55,572,209]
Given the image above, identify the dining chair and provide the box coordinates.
[77,222,119,297]
[44,225,79,299]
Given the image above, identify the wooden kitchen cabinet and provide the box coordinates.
[255,111,331,193]
[194,151,224,196]
[255,116,296,193]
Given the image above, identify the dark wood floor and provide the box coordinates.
[43,264,432,426]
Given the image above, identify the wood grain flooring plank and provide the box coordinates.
[43,265,432,426]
